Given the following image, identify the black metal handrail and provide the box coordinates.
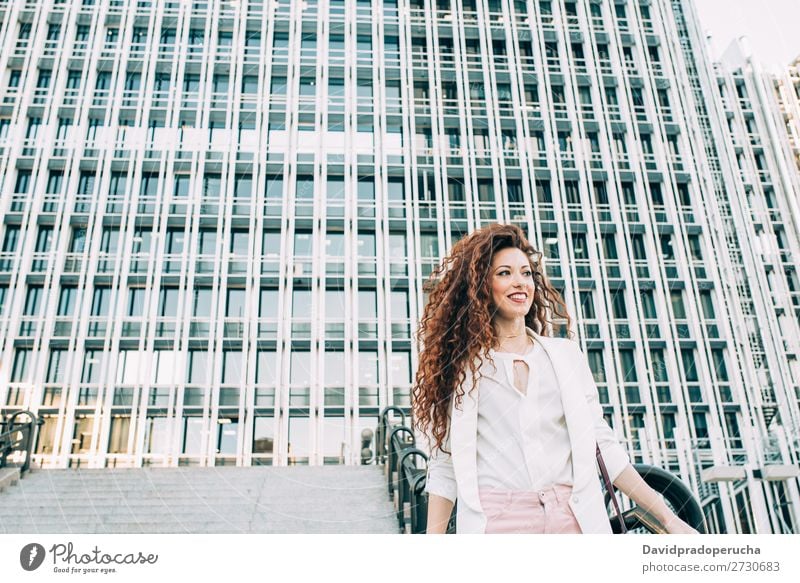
[396,447,428,533]
[375,407,707,534]
[375,407,432,533]
[386,426,414,498]
[0,410,41,475]
[376,408,707,534]
[376,406,406,465]
[607,464,707,534]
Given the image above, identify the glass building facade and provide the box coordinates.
[0,0,798,533]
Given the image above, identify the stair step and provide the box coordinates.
[0,466,397,534]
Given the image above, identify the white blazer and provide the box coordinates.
[425,328,630,534]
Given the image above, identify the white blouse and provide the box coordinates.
[475,339,574,492]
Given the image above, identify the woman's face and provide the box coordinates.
[489,247,535,320]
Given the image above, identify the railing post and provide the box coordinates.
[387,426,414,498]
[377,406,406,464]
[0,410,39,474]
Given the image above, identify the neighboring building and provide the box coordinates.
[775,56,800,178]
[0,0,798,533]
[698,37,800,534]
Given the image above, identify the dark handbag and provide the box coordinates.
[596,444,627,534]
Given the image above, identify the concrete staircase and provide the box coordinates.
[0,466,398,534]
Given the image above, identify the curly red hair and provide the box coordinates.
[412,223,573,454]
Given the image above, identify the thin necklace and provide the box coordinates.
[504,332,524,338]
[498,335,533,352]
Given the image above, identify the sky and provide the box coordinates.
[693,0,800,70]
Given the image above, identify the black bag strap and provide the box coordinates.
[596,444,627,534]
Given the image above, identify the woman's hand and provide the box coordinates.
[662,514,699,534]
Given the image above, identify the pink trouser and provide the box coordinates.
[478,484,583,534]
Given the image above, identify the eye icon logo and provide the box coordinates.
[20,543,46,571]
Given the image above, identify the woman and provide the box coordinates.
[412,223,697,534]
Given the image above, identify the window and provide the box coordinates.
[127,288,146,317]
[95,72,111,91]
[198,229,217,255]
[8,70,22,89]
[699,290,715,320]
[294,232,313,256]
[292,289,312,320]
[230,231,249,255]
[11,349,32,383]
[611,291,627,319]
[269,77,288,95]
[124,72,141,93]
[173,175,190,197]
[160,27,176,44]
[242,75,258,94]
[81,351,103,384]
[192,288,213,318]
[222,351,243,384]
[47,23,61,41]
[681,348,699,382]
[419,233,439,259]
[619,349,638,401]
[579,291,596,319]
[166,229,185,254]
[35,226,53,253]
[585,350,606,388]
[677,183,692,206]
[226,288,246,318]
[70,415,95,454]
[660,234,674,260]
[37,69,52,88]
[330,34,345,51]
[58,286,78,317]
[299,77,316,97]
[670,290,686,318]
[218,29,233,46]
[253,418,274,455]
[356,78,372,98]
[325,287,345,318]
[290,351,312,387]
[158,287,179,317]
[100,228,119,253]
[90,287,110,317]
[46,350,67,383]
[2,226,20,253]
[107,416,131,454]
[69,228,86,253]
[288,416,310,462]
[358,289,377,320]
[153,72,171,92]
[600,235,618,266]
[144,416,169,454]
[24,286,44,316]
[259,289,279,319]
[14,170,31,193]
[256,351,278,385]
[74,25,90,42]
[213,74,229,93]
[187,351,210,384]
[132,27,148,44]
[640,290,657,319]
[711,349,729,382]
[356,35,370,51]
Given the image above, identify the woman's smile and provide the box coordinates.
[507,292,528,304]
